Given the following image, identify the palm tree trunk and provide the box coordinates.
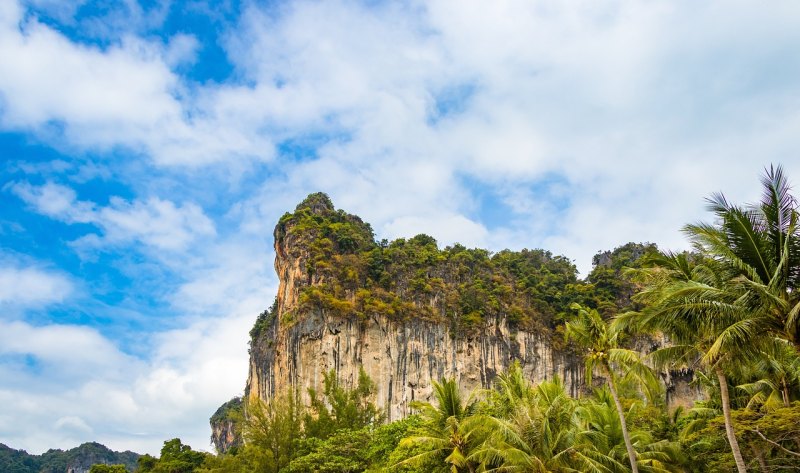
[782,379,790,407]
[716,367,748,473]
[605,367,639,473]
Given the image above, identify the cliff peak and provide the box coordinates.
[295,192,335,214]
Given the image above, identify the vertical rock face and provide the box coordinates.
[208,194,700,455]
[247,311,584,422]
[243,194,584,424]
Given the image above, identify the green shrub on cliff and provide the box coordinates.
[89,465,127,473]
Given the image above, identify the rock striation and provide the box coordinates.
[247,311,584,422]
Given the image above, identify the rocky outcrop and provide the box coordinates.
[243,194,584,426]
[63,443,138,473]
[210,397,242,454]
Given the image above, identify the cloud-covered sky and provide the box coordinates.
[1,0,799,456]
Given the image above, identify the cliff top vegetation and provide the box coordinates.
[251,192,656,343]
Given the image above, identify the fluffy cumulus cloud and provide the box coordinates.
[0,1,271,165]
[219,0,800,271]
[2,0,800,456]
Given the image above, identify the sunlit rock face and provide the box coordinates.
[247,309,586,422]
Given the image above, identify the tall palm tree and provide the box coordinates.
[487,361,536,419]
[397,378,483,472]
[619,251,752,472]
[565,303,656,473]
[685,165,800,353]
[577,388,683,473]
[620,165,800,472]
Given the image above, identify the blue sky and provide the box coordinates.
[2,0,800,456]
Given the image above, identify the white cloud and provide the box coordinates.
[0,266,72,306]
[54,416,93,435]
[382,214,490,249]
[0,0,271,165]
[171,240,275,316]
[10,181,216,252]
[0,320,127,374]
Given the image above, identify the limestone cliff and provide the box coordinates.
[247,311,584,422]
[243,194,584,425]
[209,397,242,454]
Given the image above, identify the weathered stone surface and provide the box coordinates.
[247,309,584,421]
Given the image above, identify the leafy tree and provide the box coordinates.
[136,439,208,473]
[286,428,371,473]
[365,416,426,472]
[136,454,158,472]
[681,403,800,471]
[589,242,659,316]
[304,367,383,440]
[241,392,303,473]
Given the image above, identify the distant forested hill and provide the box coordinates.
[0,442,139,473]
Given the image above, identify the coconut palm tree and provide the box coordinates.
[619,251,752,472]
[577,388,683,473]
[565,303,657,473]
[737,340,800,409]
[487,361,536,419]
[476,376,599,472]
[685,164,800,353]
[397,378,483,472]
[621,164,800,472]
